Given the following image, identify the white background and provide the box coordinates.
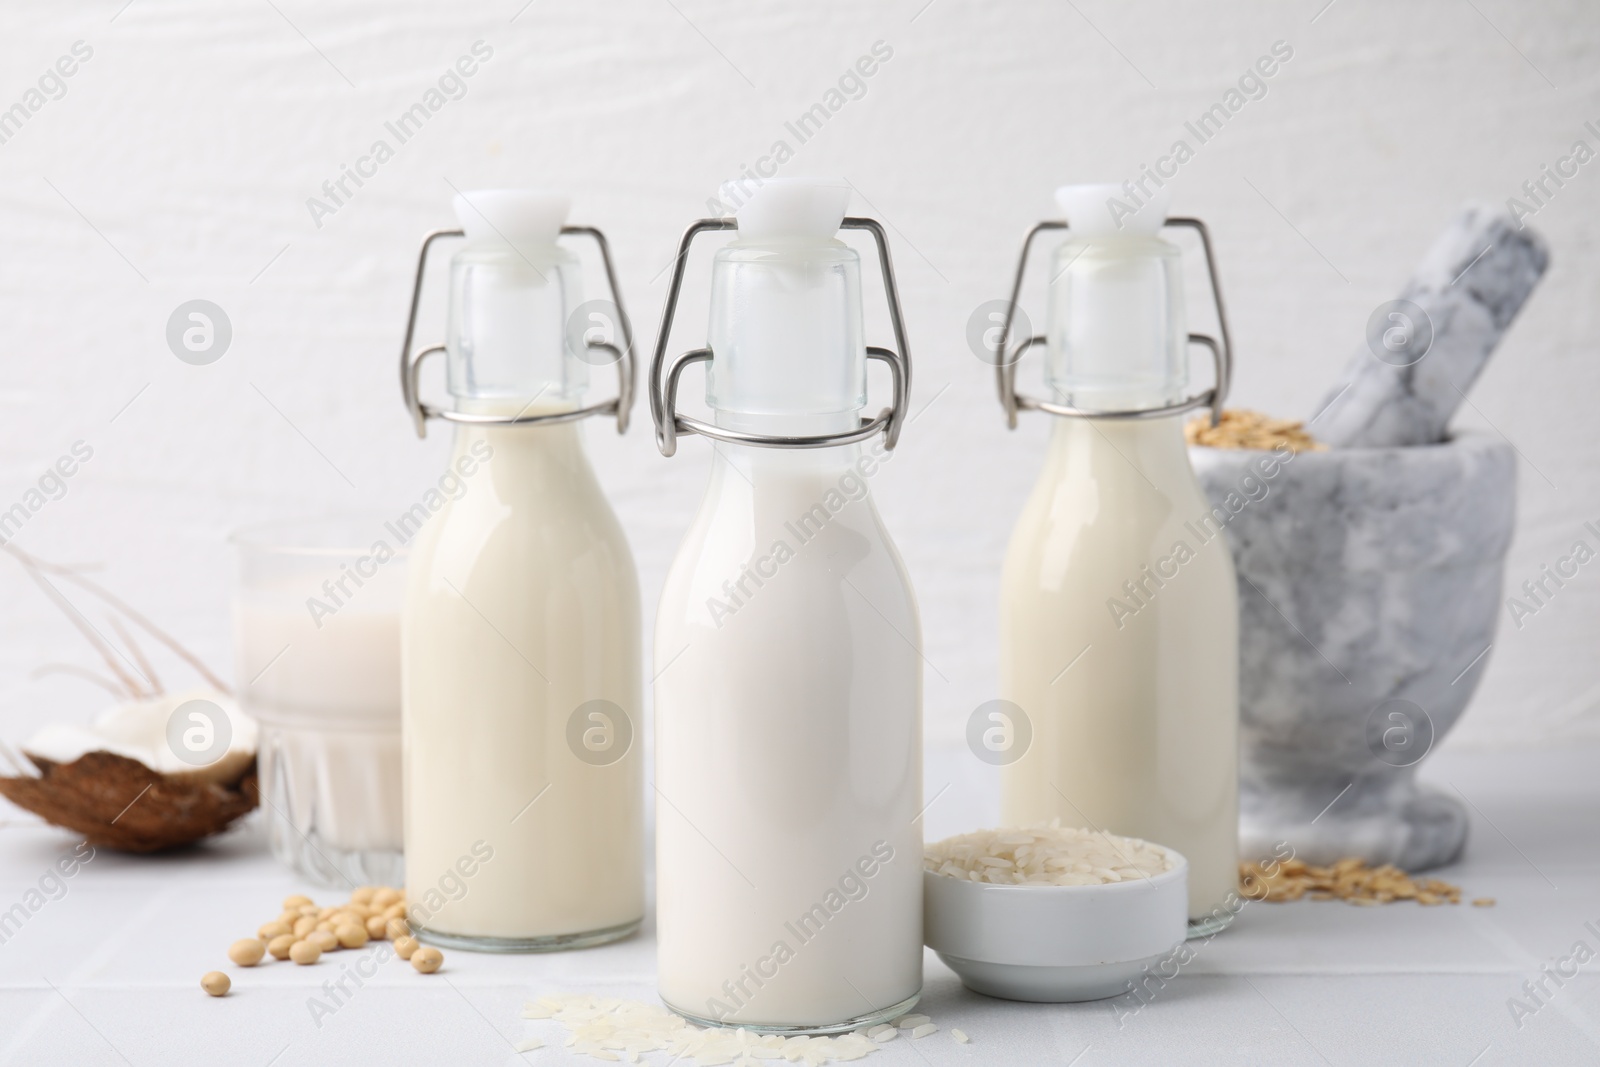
[1,0,1597,760]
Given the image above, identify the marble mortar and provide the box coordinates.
[1191,433,1515,870]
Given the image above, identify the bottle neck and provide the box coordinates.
[704,240,866,429]
[1046,413,1198,491]
[447,243,588,407]
[448,399,587,460]
[713,436,868,475]
[1046,234,1188,413]
[705,438,887,530]
[712,409,862,440]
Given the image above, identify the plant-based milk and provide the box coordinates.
[399,191,642,948]
[997,185,1240,932]
[232,519,409,886]
[652,179,923,1029]
[1001,415,1239,924]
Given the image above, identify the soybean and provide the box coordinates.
[228,939,266,967]
[222,888,416,983]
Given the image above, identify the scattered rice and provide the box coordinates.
[925,822,1173,886]
[951,1028,970,1044]
[518,994,955,1064]
[514,1036,544,1052]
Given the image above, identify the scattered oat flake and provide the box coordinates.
[1241,856,1467,906]
[1186,408,1325,452]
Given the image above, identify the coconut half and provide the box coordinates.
[0,689,259,852]
[23,689,257,787]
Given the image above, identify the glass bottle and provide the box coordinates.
[994,184,1241,936]
[649,178,923,1030]
[396,189,642,950]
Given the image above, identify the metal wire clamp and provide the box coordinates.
[398,225,635,439]
[991,217,1233,429]
[647,217,912,458]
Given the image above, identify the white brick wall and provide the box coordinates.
[0,0,1594,753]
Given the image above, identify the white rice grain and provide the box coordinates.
[925,822,1171,887]
[513,992,955,1064]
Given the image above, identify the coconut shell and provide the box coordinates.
[0,750,257,852]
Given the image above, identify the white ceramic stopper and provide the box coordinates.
[1056,182,1169,237]
[731,177,851,241]
[452,189,570,248]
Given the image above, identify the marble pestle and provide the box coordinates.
[1311,205,1549,448]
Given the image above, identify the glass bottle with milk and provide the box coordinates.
[396,189,642,950]
[991,184,1240,936]
[649,178,922,1030]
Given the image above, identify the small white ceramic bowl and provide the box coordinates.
[923,846,1188,1003]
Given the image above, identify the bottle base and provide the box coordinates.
[661,988,922,1037]
[1186,911,1236,939]
[413,917,641,954]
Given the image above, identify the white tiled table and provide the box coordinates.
[2,743,1596,1066]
